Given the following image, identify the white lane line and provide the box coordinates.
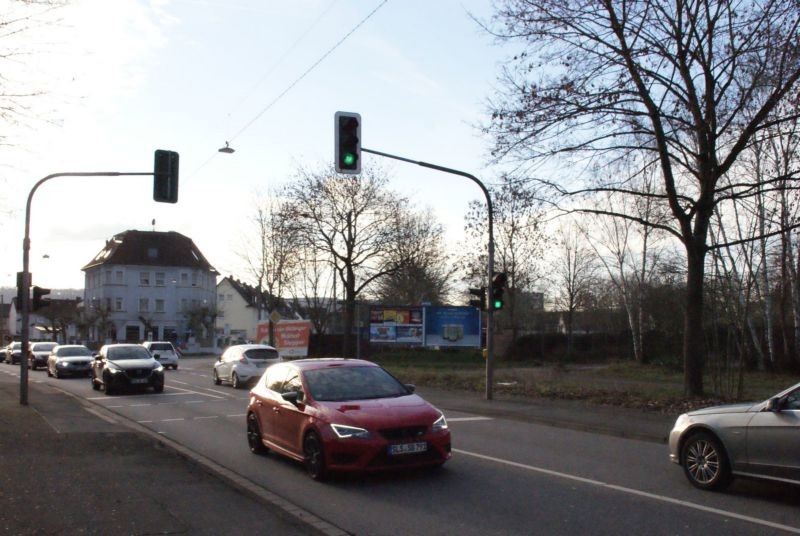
[203,388,236,397]
[448,417,493,422]
[185,400,205,404]
[226,414,246,418]
[163,384,225,399]
[130,403,152,407]
[162,418,185,422]
[87,391,196,401]
[194,415,218,420]
[455,449,800,535]
[138,420,154,423]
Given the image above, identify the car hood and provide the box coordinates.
[108,359,157,369]
[315,395,440,428]
[57,356,93,364]
[688,402,758,416]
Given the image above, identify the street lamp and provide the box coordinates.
[218,142,235,154]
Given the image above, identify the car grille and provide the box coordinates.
[124,368,152,379]
[378,426,428,441]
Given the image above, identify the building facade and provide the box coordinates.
[82,230,218,346]
[215,277,268,345]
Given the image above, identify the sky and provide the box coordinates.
[0,0,514,292]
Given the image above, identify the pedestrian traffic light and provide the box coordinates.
[153,149,179,203]
[469,287,486,310]
[335,111,361,174]
[491,272,507,311]
[32,286,50,311]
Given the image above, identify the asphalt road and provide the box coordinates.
[7,358,800,535]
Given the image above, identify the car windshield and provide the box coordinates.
[58,347,92,357]
[150,343,173,352]
[244,348,279,360]
[304,366,409,402]
[33,343,57,351]
[107,346,151,360]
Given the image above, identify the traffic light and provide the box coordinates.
[153,149,179,203]
[335,111,361,174]
[491,272,508,311]
[32,286,50,311]
[469,287,486,310]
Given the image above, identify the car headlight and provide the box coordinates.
[331,424,372,439]
[432,413,448,433]
[106,362,122,373]
[57,361,69,367]
[153,363,164,373]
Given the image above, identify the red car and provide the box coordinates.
[246,358,452,480]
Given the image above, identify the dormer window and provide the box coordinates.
[148,248,158,259]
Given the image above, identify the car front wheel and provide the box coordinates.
[304,432,327,481]
[247,413,268,455]
[681,431,731,491]
[232,372,241,389]
[213,369,221,385]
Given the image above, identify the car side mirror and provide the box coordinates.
[153,353,160,359]
[281,391,301,405]
[405,384,416,394]
[766,396,782,412]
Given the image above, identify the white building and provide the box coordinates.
[82,230,218,346]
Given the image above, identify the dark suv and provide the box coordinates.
[91,344,165,395]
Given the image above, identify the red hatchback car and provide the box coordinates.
[246,359,452,480]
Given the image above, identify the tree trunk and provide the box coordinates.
[684,244,706,396]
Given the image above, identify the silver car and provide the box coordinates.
[669,381,800,490]
[141,341,180,370]
[47,344,94,378]
[213,344,281,389]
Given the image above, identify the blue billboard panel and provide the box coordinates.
[424,306,481,348]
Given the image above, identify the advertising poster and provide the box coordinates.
[257,320,311,357]
[423,306,481,348]
[369,306,423,344]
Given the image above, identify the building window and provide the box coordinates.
[105,270,112,284]
[218,293,224,302]
[105,298,112,310]
[180,272,188,286]
[114,297,123,311]
[139,298,149,312]
[191,272,198,287]
[226,294,233,301]
[180,298,188,312]
[115,270,124,284]
[147,247,158,259]
[155,272,165,286]
[155,299,165,313]
[140,272,150,286]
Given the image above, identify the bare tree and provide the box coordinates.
[484,0,800,395]
[284,165,408,357]
[551,224,598,357]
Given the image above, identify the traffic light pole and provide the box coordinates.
[361,148,497,400]
[19,171,152,405]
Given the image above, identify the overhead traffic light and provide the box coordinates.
[335,111,361,174]
[153,149,179,203]
[491,272,507,311]
[32,286,50,311]
[468,287,486,310]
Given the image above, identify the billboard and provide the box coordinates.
[256,320,311,357]
[369,305,481,348]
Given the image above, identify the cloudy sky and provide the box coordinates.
[0,0,513,291]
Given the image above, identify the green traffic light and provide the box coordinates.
[343,153,356,166]
[493,300,503,310]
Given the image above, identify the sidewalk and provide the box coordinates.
[0,375,324,536]
[0,373,675,535]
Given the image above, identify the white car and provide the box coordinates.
[142,341,180,370]
[213,344,281,389]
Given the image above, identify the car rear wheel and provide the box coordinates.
[304,432,327,481]
[91,376,100,391]
[681,431,731,491]
[213,369,221,385]
[247,413,268,455]
[104,376,115,396]
[232,372,241,389]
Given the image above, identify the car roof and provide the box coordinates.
[31,342,57,346]
[101,343,144,349]
[288,358,378,372]
[226,344,277,351]
[143,341,173,345]
[54,344,90,349]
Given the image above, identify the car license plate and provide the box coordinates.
[131,378,148,384]
[388,442,427,456]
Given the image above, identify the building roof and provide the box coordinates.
[220,277,262,308]
[82,230,217,273]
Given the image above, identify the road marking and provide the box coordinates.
[162,418,185,422]
[138,420,154,423]
[194,415,218,420]
[166,385,225,399]
[130,403,152,407]
[448,416,493,422]
[455,449,800,535]
[226,414,246,418]
[203,387,236,397]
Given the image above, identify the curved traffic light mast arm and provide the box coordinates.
[19,171,153,405]
[362,147,498,400]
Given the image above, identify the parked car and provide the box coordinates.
[213,344,281,389]
[28,341,58,370]
[141,341,180,370]
[47,344,94,378]
[669,381,800,490]
[246,358,452,480]
[5,342,23,365]
[91,343,165,395]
